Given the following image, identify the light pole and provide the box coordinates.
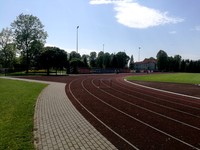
[76,26,79,53]
[138,47,141,61]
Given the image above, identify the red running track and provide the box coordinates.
[65,74,200,150]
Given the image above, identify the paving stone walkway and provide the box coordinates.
[1,77,117,150]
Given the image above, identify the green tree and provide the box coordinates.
[0,28,16,68]
[69,51,81,60]
[116,52,130,68]
[103,52,111,68]
[180,59,186,72]
[110,54,118,68]
[167,56,174,71]
[188,60,194,72]
[96,51,104,68]
[156,50,168,71]
[129,55,134,70]
[29,40,44,69]
[89,51,97,68]
[68,51,82,73]
[70,58,85,74]
[40,47,67,75]
[81,54,89,67]
[11,13,47,73]
[173,55,182,72]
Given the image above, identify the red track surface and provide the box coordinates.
[19,74,200,149]
[65,74,200,150]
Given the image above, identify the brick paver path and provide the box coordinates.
[1,77,117,150]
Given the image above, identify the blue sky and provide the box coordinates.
[1,0,200,61]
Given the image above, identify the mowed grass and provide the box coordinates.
[126,73,200,84]
[0,78,47,150]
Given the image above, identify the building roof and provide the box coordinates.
[135,58,157,64]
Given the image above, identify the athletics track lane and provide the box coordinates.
[66,75,200,150]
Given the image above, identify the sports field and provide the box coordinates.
[126,73,200,84]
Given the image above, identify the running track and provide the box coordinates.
[65,74,200,150]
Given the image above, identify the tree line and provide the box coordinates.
[0,13,132,74]
[156,50,200,73]
[1,13,199,74]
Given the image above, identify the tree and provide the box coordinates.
[129,55,134,70]
[180,59,186,72]
[0,43,16,68]
[103,52,111,68]
[70,58,85,74]
[0,28,16,68]
[110,54,118,68]
[116,52,130,68]
[69,51,81,61]
[96,51,104,68]
[173,55,182,72]
[29,40,45,69]
[40,47,67,75]
[81,54,89,67]
[156,50,168,71]
[89,51,97,68]
[68,51,82,73]
[11,13,47,73]
[167,56,174,71]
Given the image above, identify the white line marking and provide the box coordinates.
[93,79,200,131]
[125,79,200,100]
[117,79,200,110]
[114,79,200,118]
[81,79,199,150]
[68,79,140,150]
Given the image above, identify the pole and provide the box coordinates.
[138,47,141,61]
[76,26,79,53]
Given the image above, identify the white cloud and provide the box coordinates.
[114,3,184,28]
[89,0,184,29]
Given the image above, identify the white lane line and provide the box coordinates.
[125,79,200,100]
[68,79,140,150]
[114,79,200,118]
[116,79,200,110]
[103,79,200,118]
[93,79,200,131]
[82,79,199,150]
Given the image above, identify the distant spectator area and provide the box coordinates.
[134,58,157,72]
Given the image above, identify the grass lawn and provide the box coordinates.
[0,78,47,150]
[126,73,200,84]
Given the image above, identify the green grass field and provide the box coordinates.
[0,78,47,150]
[126,73,200,84]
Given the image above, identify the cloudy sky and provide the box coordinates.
[1,0,200,60]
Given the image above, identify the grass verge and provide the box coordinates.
[126,73,200,84]
[0,78,47,150]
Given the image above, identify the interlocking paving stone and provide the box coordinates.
[1,77,117,149]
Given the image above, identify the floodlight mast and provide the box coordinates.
[138,47,141,61]
[76,26,79,53]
